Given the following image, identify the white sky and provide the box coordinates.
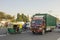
[0,0,60,19]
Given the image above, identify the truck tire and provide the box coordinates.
[32,31,35,34]
[49,29,52,32]
[41,29,45,35]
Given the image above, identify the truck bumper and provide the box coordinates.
[31,28,42,33]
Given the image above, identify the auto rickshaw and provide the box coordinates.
[8,22,23,34]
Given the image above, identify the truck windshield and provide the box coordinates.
[32,20,42,24]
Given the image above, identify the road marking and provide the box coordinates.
[0,35,6,37]
[22,31,31,33]
[57,37,60,40]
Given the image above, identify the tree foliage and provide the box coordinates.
[0,12,29,22]
[0,12,5,20]
[0,12,15,21]
[16,13,29,22]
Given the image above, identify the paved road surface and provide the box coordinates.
[0,30,60,40]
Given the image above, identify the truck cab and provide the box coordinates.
[31,16,45,34]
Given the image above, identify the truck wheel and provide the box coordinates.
[32,31,35,34]
[41,29,45,35]
[49,29,52,32]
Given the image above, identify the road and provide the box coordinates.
[0,30,60,40]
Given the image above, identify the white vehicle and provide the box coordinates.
[55,24,60,32]
[26,22,31,29]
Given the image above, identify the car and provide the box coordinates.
[55,24,60,32]
[56,24,60,29]
[26,22,31,29]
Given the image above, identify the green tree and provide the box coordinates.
[16,13,23,21]
[21,13,29,22]
[16,13,29,22]
[0,12,15,21]
[0,12,5,20]
[16,13,20,21]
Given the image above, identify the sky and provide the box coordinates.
[0,0,60,19]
